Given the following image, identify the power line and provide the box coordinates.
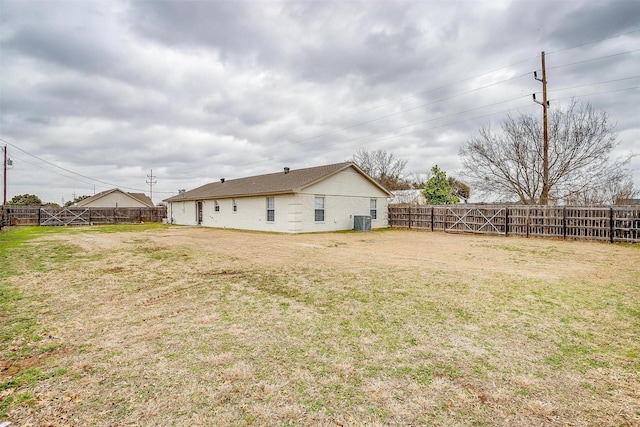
[0,138,175,194]
[322,28,639,132]
[9,152,100,188]
[549,75,640,93]
[547,28,640,55]
[266,56,638,170]
[550,86,640,103]
[254,47,637,165]
[3,25,638,194]
[271,57,539,143]
[358,86,639,154]
[0,88,534,197]
[7,154,57,203]
[332,94,533,147]
[290,72,532,145]
[276,87,640,163]
[548,49,640,70]
[277,102,539,164]
[261,30,638,154]
[276,98,537,164]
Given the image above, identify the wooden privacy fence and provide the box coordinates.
[388,204,640,243]
[1,206,167,227]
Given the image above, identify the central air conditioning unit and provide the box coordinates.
[353,215,371,232]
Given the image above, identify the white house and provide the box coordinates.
[389,189,427,205]
[76,189,154,208]
[163,162,392,233]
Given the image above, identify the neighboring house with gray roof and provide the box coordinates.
[163,162,391,233]
[76,189,154,208]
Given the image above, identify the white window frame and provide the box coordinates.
[266,197,275,222]
[370,199,377,220]
[233,199,237,213]
[214,200,220,212]
[314,196,325,222]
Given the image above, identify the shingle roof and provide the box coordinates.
[77,189,155,207]
[128,193,154,207]
[164,162,390,202]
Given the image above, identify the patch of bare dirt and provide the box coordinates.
[65,226,632,284]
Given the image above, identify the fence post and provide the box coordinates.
[610,207,614,244]
[431,206,434,232]
[505,207,509,236]
[443,207,447,232]
[38,207,42,226]
[562,207,567,240]
[408,206,411,229]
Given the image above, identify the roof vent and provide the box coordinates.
[284,167,290,174]
[220,178,225,183]
[178,189,186,195]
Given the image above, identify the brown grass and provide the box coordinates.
[2,225,639,426]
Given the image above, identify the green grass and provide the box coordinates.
[1,226,638,425]
[0,223,167,418]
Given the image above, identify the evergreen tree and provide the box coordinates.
[423,166,459,205]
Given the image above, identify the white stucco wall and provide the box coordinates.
[200,195,297,232]
[166,167,389,233]
[167,200,198,225]
[296,168,389,232]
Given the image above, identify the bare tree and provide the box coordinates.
[564,174,639,205]
[448,177,470,203]
[611,176,639,205]
[460,100,634,205]
[352,149,410,190]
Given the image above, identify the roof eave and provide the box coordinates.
[165,189,296,202]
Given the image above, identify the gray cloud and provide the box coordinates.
[129,1,275,63]
[0,0,638,203]
[549,0,640,46]
[4,25,117,74]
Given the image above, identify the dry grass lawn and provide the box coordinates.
[1,224,639,426]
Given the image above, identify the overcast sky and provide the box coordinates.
[1,0,638,205]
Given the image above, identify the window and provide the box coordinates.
[266,197,275,222]
[370,199,377,220]
[314,196,325,222]
[214,200,220,212]
[233,199,237,213]
[196,201,203,224]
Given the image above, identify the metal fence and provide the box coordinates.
[388,204,640,243]
[1,206,167,228]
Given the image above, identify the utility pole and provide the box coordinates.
[146,169,157,204]
[533,51,550,205]
[3,145,7,206]
[3,146,11,206]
